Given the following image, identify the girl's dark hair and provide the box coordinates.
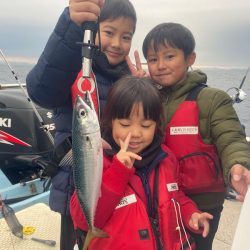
[142,22,195,59]
[101,75,163,136]
[99,0,137,33]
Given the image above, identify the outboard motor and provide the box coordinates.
[0,85,55,184]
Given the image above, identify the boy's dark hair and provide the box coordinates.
[100,0,137,33]
[101,75,163,135]
[142,22,195,59]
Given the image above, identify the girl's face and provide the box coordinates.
[146,44,196,87]
[112,102,156,154]
[96,17,134,66]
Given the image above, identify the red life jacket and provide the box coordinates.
[71,146,197,250]
[71,70,99,116]
[164,85,225,195]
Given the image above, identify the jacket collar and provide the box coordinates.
[93,51,130,82]
[160,70,207,98]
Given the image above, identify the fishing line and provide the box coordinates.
[0,49,54,146]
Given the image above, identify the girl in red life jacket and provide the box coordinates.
[70,76,213,250]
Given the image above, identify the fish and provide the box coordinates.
[72,93,107,249]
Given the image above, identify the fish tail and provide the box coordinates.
[82,228,109,250]
[82,230,93,250]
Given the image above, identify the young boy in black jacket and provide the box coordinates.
[26,0,137,249]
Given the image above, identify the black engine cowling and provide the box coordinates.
[0,85,55,183]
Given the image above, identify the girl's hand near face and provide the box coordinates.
[189,212,213,238]
[116,133,142,169]
[126,50,147,78]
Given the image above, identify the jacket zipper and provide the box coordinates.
[140,172,153,217]
[137,171,164,250]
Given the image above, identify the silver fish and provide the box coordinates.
[72,93,106,243]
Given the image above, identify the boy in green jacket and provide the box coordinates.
[128,22,250,250]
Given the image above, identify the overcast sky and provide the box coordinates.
[1,0,250,68]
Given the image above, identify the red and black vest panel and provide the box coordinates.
[164,85,225,194]
[71,70,99,116]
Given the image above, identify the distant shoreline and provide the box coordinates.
[0,57,37,64]
[0,57,248,70]
[140,62,248,70]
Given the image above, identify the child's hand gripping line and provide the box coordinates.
[116,133,142,168]
[189,212,214,238]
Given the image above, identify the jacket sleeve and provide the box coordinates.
[199,88,250,184]
[70,156,135,231]
[26,7,83,108]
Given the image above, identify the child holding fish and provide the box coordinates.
[26,0,138,249]
[70,76,213,250]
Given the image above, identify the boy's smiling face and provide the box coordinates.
[96,17,134,66]
[146,44,196,87]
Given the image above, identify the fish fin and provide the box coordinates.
[92,227,109,238]
[82,228,109,250]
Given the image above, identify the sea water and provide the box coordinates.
[203,67,250,136]
[0,61,250,135]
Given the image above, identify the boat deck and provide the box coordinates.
[0,199,243,250]
[213,199,242,249]
[0,203,60,250]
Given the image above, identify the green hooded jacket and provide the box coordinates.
[159,69,250,209]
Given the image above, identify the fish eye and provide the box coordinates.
[79,108,87,118]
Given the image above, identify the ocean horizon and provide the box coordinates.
[1,60,250,136]
[1,56,250,69]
